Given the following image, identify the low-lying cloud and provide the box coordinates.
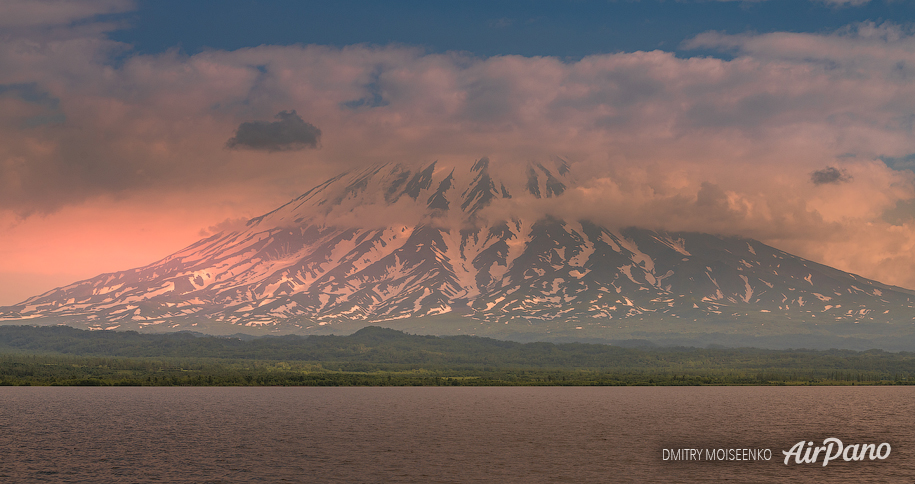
[198,217,251,237]
[811,166,852,185]
[226,110,321,152]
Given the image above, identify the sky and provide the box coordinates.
[3,0,915,305]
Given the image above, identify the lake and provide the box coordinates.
[0,386,911,482]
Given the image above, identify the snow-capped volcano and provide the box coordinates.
[3,158,915,348]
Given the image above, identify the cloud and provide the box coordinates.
[5,16,915,291]
[226,110,321,152]
[0,83,64,127]
[811,166,852,185]
[198,217,250,237]
[488,18,514,29]
[881,154,915,172]
[710,0,871,4]
[818,0,871,5]
[0,0,133,28]
[0,83,58,106]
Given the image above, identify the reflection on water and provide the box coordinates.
[0,387,911,482]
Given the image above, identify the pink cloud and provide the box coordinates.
[4,17,915,303]
[0,0,133,28]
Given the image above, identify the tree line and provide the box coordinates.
[0,325,913,386]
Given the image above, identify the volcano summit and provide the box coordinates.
[3,159,915,349]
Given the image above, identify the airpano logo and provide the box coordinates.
[782,439,891,466]
[661,438,893,467]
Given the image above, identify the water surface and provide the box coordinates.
[0,387,911,482]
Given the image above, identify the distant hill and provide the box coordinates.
[1,325,914,376]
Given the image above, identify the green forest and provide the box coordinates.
[0,325,913,386]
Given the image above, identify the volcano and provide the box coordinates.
[4,158,915,349]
